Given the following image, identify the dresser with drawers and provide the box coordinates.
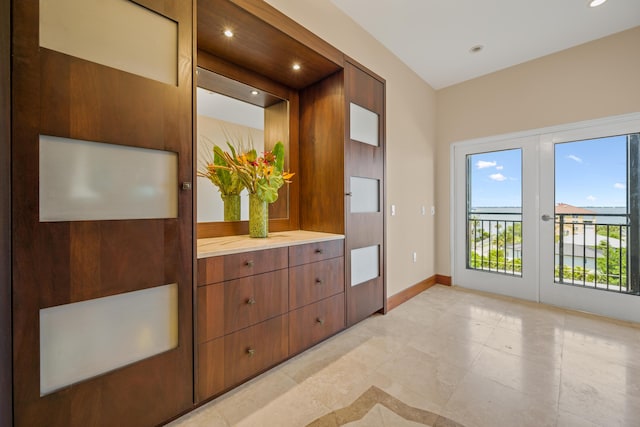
[196,231,345,402]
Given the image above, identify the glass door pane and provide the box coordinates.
[466,149,522,276]
[553,135,632,294]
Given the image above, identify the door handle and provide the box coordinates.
[541,214,553,222]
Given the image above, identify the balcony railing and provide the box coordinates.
[555,213,631,293]
[467,212,522,276]
[466,211,636,294]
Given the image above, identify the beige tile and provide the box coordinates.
[232,384,331,427]
[277,332,371,383]
[484,326,563,365]
[371,345,467,409]
[291,352,376,411]
[165,406,229,427]
[562,327,640,369]
[442,372,558,427]
[559,375,640,427]
[409,331,484,370]
[170,286,640,427]
[469,346,561,405]
[212,371,299,426]
[433,311,497,344]
[555,410,601,427]
[561,349,640,398]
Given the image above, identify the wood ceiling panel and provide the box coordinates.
[198,0,342,90]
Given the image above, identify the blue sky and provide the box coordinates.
[469,149,522,208]
[469,135,628,208]
[555,136,627,208]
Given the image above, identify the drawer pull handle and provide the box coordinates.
[316,317,325,325]
[247,297,256,305]
[245,260,254,267]
[247,348,256,357]
[315,248,323,254]
[315,278,323,285]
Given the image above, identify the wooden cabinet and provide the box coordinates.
[289,257,344,310]
[300,61,386,327]
[196,236,345,403]
[289,293,345,355]
[224,269,289,334]
[224,315,289,387]
[288,241,346,355]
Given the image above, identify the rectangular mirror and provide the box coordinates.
[196,68,290,226]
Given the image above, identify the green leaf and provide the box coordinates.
[272,141,285,173]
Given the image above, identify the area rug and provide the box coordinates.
[306,386,466,426]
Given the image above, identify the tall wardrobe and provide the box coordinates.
[2,1,386,425]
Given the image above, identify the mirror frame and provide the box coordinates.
[196,50,300,238]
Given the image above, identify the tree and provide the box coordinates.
[596,241,627,286]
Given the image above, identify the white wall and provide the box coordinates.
[267,0,438,297]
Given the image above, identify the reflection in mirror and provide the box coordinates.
[196,70,290,224]
[197,88,264,222]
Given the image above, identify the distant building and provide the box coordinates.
[555,203,596,237]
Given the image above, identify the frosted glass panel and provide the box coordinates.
[350,177,379,213]
[350,103,379,146]
[351,245,380,287]
[40,284,178,395]
[40,0,177,85]
[39,135,178,221]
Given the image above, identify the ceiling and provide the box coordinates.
[330,0,640,89]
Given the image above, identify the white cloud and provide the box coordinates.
[489,173,507,182]
[567,155,583,163]
[476,160,496,169]
[614,183,626,189]
[496,165,504,170]
[586,195,596,202]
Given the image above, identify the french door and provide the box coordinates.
[453,136,540,302]
[539,119,640,322]
[453,114,640,323]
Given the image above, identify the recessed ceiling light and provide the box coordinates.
[292,63,301,71]
[589,0,607,7]
[469,45,484,54]
[223,29,234,38]
[250,90,259,96]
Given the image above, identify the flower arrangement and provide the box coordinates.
[197,136,246,198]
[199,130,294,236]
[197,134,249,221]
[214,141,294,203]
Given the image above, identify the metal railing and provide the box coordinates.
[555,213,632,293]
[466,211,635,294]
[467,212,522,276]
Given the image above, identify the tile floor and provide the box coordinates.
[168,285,640,427]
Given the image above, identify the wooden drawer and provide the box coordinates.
[197,282,225,344]
[289,257,344,309]
[197,337,224,402]
[198,247,288,285]
[224,315,289,388]
[289,293,345,355]
[224,269,288,335]
[289,239,344,267]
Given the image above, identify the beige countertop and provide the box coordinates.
[197,230,345,258]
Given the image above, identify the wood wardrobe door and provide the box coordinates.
[344,60,386,326]
[11,1,194,426]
